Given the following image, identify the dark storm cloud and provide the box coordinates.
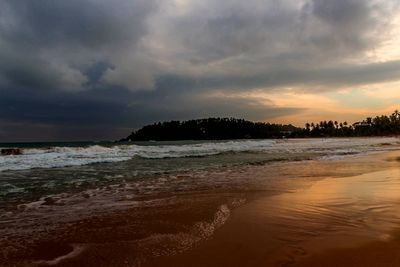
[153,60,400,93]
[0,0,157,49]
[163,0,393,68]
[0,0,396,91]
[83,62,115,86]
[0,0,399,141]
[0,85,299,141]
[0,87,130,126]
[0,0,157,90]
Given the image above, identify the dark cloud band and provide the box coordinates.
[0,0,399,141]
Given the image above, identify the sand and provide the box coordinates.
[145,165,400,267]
[4,151,400,266]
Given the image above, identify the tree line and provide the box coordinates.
[123,118,299,141]
[122,110,400,141]
[293,110,400,137]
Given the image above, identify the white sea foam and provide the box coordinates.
[0,138,399,171]
[0,145,130,171]
[133,204,232,261]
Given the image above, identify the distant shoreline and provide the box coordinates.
[123,111,400,141]
[1,135,399,147]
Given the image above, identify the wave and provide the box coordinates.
[0,140,276,171]
[0,138,399,171]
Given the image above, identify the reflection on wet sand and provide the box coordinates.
[147,155,400,267]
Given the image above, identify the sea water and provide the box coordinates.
[1,137,399,211]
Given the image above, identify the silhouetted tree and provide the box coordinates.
[122,110,400,141]
[124,118,299,141]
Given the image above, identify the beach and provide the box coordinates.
[145,152,400,267]
[2,138,400,266]
[4,0,400,265]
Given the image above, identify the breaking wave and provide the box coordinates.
[1,138,399,171]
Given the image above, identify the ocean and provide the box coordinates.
[1,138,398,209]
[2,137,400,266]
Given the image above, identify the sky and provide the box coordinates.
[1,0,400,141]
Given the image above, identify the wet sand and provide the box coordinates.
[293,235,400,267]
[146,153,400,267]
[4,151,400,266]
